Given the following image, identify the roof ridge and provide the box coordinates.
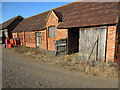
[2,15,22,24]
[23,2,74,20]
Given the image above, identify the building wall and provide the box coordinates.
[17,32,23,45]
[12,31,47,48]
[106,25,117,62]
[34,30,48,49]
[24,32,36,48]
[12,31,36,48]
[12,33,18,38]
[12,11,67,51]
[40,30,48,50]
[46,11,67,51]
[7,17,23,39]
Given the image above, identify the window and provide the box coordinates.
[48,26,56,38]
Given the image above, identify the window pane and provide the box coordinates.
[48,26,56,38]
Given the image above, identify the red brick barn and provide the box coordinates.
[12,2,120,62]
[1,15,24,43]
[12,10,67,51]
[55,2,120,62]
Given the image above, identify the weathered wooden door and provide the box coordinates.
[79,26,107,61]
[36,32,42,48]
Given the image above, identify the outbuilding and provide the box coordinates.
[1,15,24,43]
[12,10,67,51]
[56,2,120,62]
[12,2,120,62]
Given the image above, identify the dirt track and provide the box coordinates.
[2,47,118,88]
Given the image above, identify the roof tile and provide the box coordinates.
[2,15,23,29]
[13,2,119,32]
[13,11,50,32]
[56,2,118,28]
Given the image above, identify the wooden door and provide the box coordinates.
[36,32,42,48]
[79,26,107,61]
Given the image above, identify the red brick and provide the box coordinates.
[24,32,36,48]
[106,25,117,62]
[12,11,67,51]
[46,11,67,51]
[12,33,18,38]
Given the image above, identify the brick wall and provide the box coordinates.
[106,25,117,62]
[41,30,48,50]
[12,11,67,51]
[35,30,48,50]
[56,29,67,40]
[17,32,23,45]
[46,11,67,51]
[25,32,36,48]
[12,32,36,48]
[12,33,18,38]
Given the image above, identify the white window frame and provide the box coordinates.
[48,26,56,38]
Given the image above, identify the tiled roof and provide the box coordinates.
[13,2,119,32]
[2,15,23,29]
[13,11,51,32]
[56,2,119,28]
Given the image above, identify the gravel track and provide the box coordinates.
[2,48,118,88]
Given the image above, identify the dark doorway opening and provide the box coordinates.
[116,17,120,62]
[2,31,7,44]
[67,28,79,54]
